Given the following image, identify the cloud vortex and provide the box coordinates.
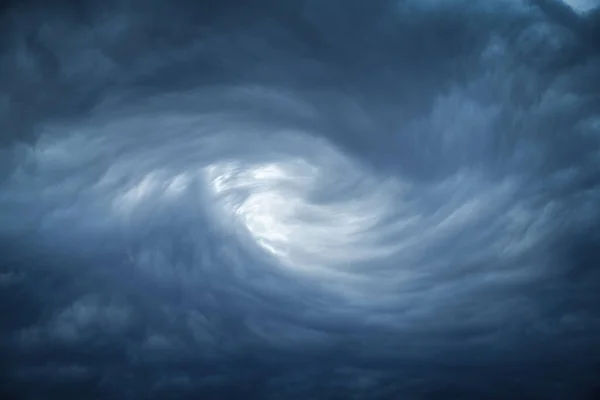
[1,0,600,398]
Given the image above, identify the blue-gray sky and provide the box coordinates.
[1,0,600,399]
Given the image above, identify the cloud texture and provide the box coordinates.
[1,0,600,398]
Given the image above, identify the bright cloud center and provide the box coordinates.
[203,149,402,274]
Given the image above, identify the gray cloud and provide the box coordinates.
[1,0,600,398]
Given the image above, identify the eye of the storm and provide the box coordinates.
[201,138,405,276]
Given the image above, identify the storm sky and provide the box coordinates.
[1,0,600,399]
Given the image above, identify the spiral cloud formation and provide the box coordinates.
[1,0,600,398]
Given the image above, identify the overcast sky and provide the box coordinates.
[1,0,600,399]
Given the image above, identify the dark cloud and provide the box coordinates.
[1,0,600,398]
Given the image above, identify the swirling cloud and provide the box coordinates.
[1,0,599,399]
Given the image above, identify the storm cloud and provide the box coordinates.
[1,0,600,398]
